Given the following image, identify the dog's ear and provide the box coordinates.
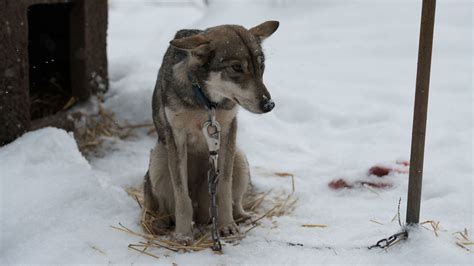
[249,21,279,41]
[170,34,212,64]
[170,34,210,50]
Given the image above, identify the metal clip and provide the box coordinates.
[202,120,221,153]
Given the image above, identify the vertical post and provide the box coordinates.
[406,0,437,224]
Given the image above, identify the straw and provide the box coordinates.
[114,177,298,257]
[73,100,155,156]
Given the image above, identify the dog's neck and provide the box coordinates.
[171,60,235,110]
[187,71,235,110]
[188,72,218,110]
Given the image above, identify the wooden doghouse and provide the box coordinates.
[0,0,108,145]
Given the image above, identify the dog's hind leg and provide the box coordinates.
[146,143,174,233]
[232,148,252,222]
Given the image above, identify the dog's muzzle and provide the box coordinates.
[261,97,275,113]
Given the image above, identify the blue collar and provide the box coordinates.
[188,74,217,110]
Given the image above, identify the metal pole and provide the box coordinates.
[406,0,437,224]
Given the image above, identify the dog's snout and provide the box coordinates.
[261,97,275,113]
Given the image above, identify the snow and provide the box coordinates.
[0,128,140,263]
[1,0,472,264]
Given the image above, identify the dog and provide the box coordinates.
[144,21,279,243]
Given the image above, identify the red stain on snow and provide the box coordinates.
[368,162,410,177]
[328,179,392,190]
[328,179,353,189]
[368,166,391,177]
[328,160,409,190]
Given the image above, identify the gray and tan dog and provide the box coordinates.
[144,21,279,243]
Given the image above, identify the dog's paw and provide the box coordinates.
[171,233,194,246]
[219,222,240,237]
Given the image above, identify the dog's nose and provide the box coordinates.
[261,97,275,113]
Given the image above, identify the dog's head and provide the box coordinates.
[170,21,279,114]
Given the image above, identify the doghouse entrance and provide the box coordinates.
[28,3,73,120]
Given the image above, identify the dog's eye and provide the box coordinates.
[231,64,243,73]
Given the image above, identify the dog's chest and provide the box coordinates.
[165,107,237,153]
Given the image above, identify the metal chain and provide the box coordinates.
[202,107,222,251]
[368,231,408,250]
[208,154,221,251]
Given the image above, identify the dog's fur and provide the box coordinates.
[144,21,279,242]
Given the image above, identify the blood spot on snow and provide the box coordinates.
[328,179,392,190]
[368,162,410,177]
[329,160,409,190]
[368,166,391,177]
[328,179,353,189]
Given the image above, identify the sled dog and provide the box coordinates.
[144,21,279,243]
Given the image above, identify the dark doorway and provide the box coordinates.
[28,3,73,120]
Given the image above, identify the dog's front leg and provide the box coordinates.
[165,129,193,241]
[217,118,238,236]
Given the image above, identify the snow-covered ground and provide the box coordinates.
[1,0,472,264]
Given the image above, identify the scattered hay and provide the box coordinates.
[369,220,385,225]
[72,101,154,157]
[420,220,443,237]
[370,200,403,227]
[30,84,71,120]
[273,172,295,193]
[118,178,298,258]
[301,224,327,228]
[401,218,472,253]
[453,228,473,252]
[263,194,298,218]
[390,213,398,223]
[89,245,107,255]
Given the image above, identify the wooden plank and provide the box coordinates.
[0,1,30,145]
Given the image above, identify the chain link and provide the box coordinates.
[202,107,222,251]
[368,231,408,250]
[208,155,221,251]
